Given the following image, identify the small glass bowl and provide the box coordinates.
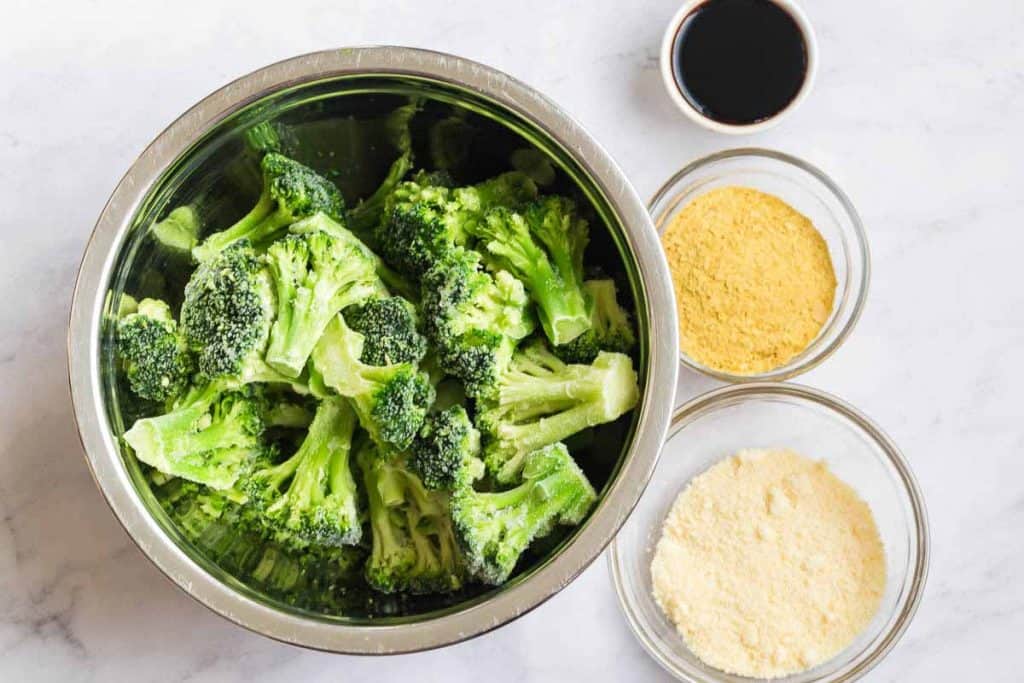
[650,149,870,382]
[609,383,929,683]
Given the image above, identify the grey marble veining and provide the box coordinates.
[2,0,1022,680]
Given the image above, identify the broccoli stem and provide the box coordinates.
[192,193,279,262]
[488,404,601,481]
[476,211,589,345]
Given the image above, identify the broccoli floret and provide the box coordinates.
[192,153,345,262]
[469,197,590,346]
[289,212,416,302]
[264,230,380,377]
[154,477,365,603]
[452,172,538,215]
[421,248,535,398]
[242,397,361,547]
[476,340,639,483]
[410,406,484,490]
[358,443,464,594]
[116,298,193,402]
[375,180,464,277]
[347,101,420,235]
[450,442,596,585]
[124,384,265,489]
[311,315,434,451]
[343,297,427,366]
[554,279,636,363]
[374,172,537,279]
[150,205,200,254]
[156,479,266,567]
[180,242,296,387]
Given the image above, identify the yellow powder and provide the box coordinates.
[661,186,837,375]
[651,449,886,679]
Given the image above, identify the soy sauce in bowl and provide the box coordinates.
[671,0,809,125]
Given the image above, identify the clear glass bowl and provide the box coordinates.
[609,383,929,683]
[650,149,870,382]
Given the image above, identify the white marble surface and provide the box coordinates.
[2,0,1022,680]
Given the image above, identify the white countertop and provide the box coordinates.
[2,0,1022,680]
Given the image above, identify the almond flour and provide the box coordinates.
[651,449,886,678]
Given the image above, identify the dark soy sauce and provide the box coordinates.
[673,0,807,125]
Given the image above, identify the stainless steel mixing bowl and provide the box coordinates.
[68,47,678,653]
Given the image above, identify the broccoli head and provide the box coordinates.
[264,230,380,377]
[193,153,345,262]
[409,405,483,490]
[311,315,434,451]
[241,397,361,548]
[476,340,639,483]
[469,198,590,346]
[421,247,535,399]
[116,297,193,402]
[289,212,415,301]
[452,171,537,216]
[554,279,636,363]
[450,442,596,585]
[374,172,537,279]
[124,384,266,490]
[180,242,296,387]
[375,179,465,277]
[344,296,427,367]
[358,443,465,594]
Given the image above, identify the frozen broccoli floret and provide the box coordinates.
[264,230,380,377]
[179,242,294,387]
[358,442,465,594]
[116,298,193,402]
[374,172,537,279]
[450,442,596,585]
[476,340,639,483]
[469,196,589,346]
[289,212,415,301]
[344,296,427,366]
[242,397,361,547]
[310,315,434,451]
[124,384,265,490]
[420,247,535,399]
[409,405,483,490]
[192,153,345,262]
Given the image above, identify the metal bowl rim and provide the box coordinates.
[67,45,679,654]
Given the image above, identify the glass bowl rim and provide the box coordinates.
[649,148,871,383]
[608,381,930,683]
